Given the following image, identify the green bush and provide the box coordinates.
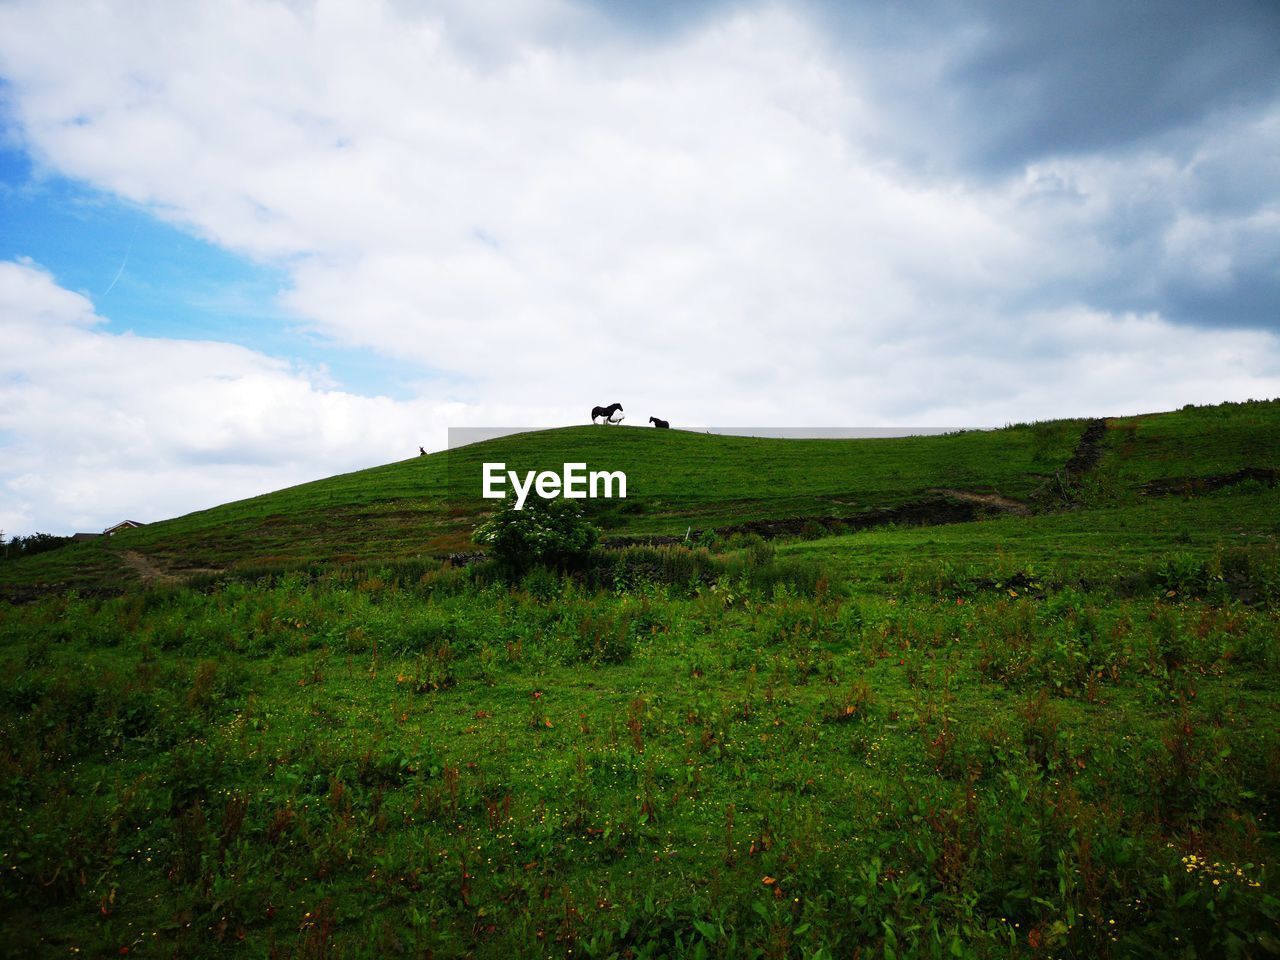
[474,495,599,573]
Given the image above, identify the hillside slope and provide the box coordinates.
[3,399,1278,592]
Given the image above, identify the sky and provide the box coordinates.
[1,0,1278,536]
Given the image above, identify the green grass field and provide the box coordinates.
[1,399,1278,957]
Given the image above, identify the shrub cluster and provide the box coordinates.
[474,495,599,573]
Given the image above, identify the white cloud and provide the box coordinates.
[0,0,1278,533]
[0,260,577,533]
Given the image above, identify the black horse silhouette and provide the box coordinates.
[591,403,624,424]
[649,417,670,429]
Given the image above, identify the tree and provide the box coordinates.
[1,531,73,561]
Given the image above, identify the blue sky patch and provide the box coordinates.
[0,144,422,399]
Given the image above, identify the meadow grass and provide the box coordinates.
[0,399,1277,956]
[1,540,1276,957]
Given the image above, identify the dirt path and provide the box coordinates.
[929,488,1031,515]
[603,490,1032,548]
[121,550,180,585]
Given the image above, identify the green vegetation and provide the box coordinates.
[475,496,600,574]
[1,399,1278,957]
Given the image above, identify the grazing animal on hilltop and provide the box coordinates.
[419,446,427,456]
[592,403,624,424]
[649,417,670,429]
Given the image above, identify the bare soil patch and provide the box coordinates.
[120,550,222,585]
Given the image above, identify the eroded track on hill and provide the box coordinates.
[121,550,223,585]
[1141,466,1279,497]
[603,487,1033,548]
[1064,418,1108,480]
[121,550,180,585]
[928,488,1031,515]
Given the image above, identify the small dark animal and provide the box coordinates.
[419,446,427,456]
[591,403,624,424]
[649,417,670,429]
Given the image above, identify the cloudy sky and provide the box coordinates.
[2,0,1278,535]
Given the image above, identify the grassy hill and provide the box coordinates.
[2,418,1084,590]
[5,399,1279,593]
[1,399,1278,958]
